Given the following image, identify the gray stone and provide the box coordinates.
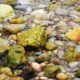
[56,8,69,16]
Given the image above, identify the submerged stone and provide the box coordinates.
[44,64,60,78]
[48,3,59,12]
[0,38,10,53]
[5,45,27,66]
[17,26,46,47]
[0,4,15,20]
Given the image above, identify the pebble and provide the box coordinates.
[37,72,44,77]
[31,62,41,72]
[69,62,78,69]
[55,41,64,46]
[9,35,17,41]
[75,46,80,52]
[31,9,47,17]
[40,63,46,68]
[56,73,68,80]
[56,8,69,16]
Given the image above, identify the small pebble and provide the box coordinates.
[69,62,78,69]
[39,77,48,80]
[31,62,41,72]
[56,73,68,80]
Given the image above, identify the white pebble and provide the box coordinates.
[31,62,41,72]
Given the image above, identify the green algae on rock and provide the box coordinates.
[45,42,57,50]
[63,0,79,6]
[0,38,10,53]
[44,64,60,78]
[5,45,27,66]
[37,51,53,62]
[0,4,15,20]
[0,67,13,76]
[4,0,16,5]
[17,26,47,47]
[64,50,80,62]
[48,3,59,11]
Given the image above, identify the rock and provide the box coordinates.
[55,41,64,46]
[35,52,42,56]
[69,62,78,69]
[9,17,25,24]
[0,24,3,31]
[56,73,68,80]
[4,0,16,5]
[31,62,41,72]
[45,42,57,50]
[0,4,15,20]
[64,50,80,62]
[56,8,69,16]
[63,0,79,6]
[74,17,80,23]
[46,11,55,20]
[74,78,80,80]
[37,51,53,62]
[9,35,17,41]
[5,45,27,66]
[3,24,25,33]
[17,26,46,47]
[31,9,47,20]
[65,28,80,42]
[44,64,60,78]
[45,27,54,36]
[40,63,46,68]
[0,67,13,75]
[17,0,30,4]
[50,58,60,65]
[48,3,59,12]
[39,77,48,80]
[76,68,80,78]
[0,38,10,53]
[37,72,44,77]
[75,46,80,52]
[57,21,67,28]
[0,74,8,80]
[11,77,24,80]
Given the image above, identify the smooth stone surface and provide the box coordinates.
[56,8,69,16]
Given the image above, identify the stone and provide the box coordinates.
[39,77,48,80]
[9,35,17,41]
[56,8,69,16]
[17,26,46,47]
[65,28,80,42]
[37,52,53,62]
[69,62,78,69]
[64,50,80,62]
[3,24,25,33]
[0,38,10,53]
[44,64,60,78]
[76,68,80,78]
[0,67,13,75]
[0,4,15,20]
[6,45,27,66]
[75,46,80,52]
[31,62,41,72]
[56,73,68,80]
[48,3,59,12]
[4,0,16,5]
[45,42,57,50]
